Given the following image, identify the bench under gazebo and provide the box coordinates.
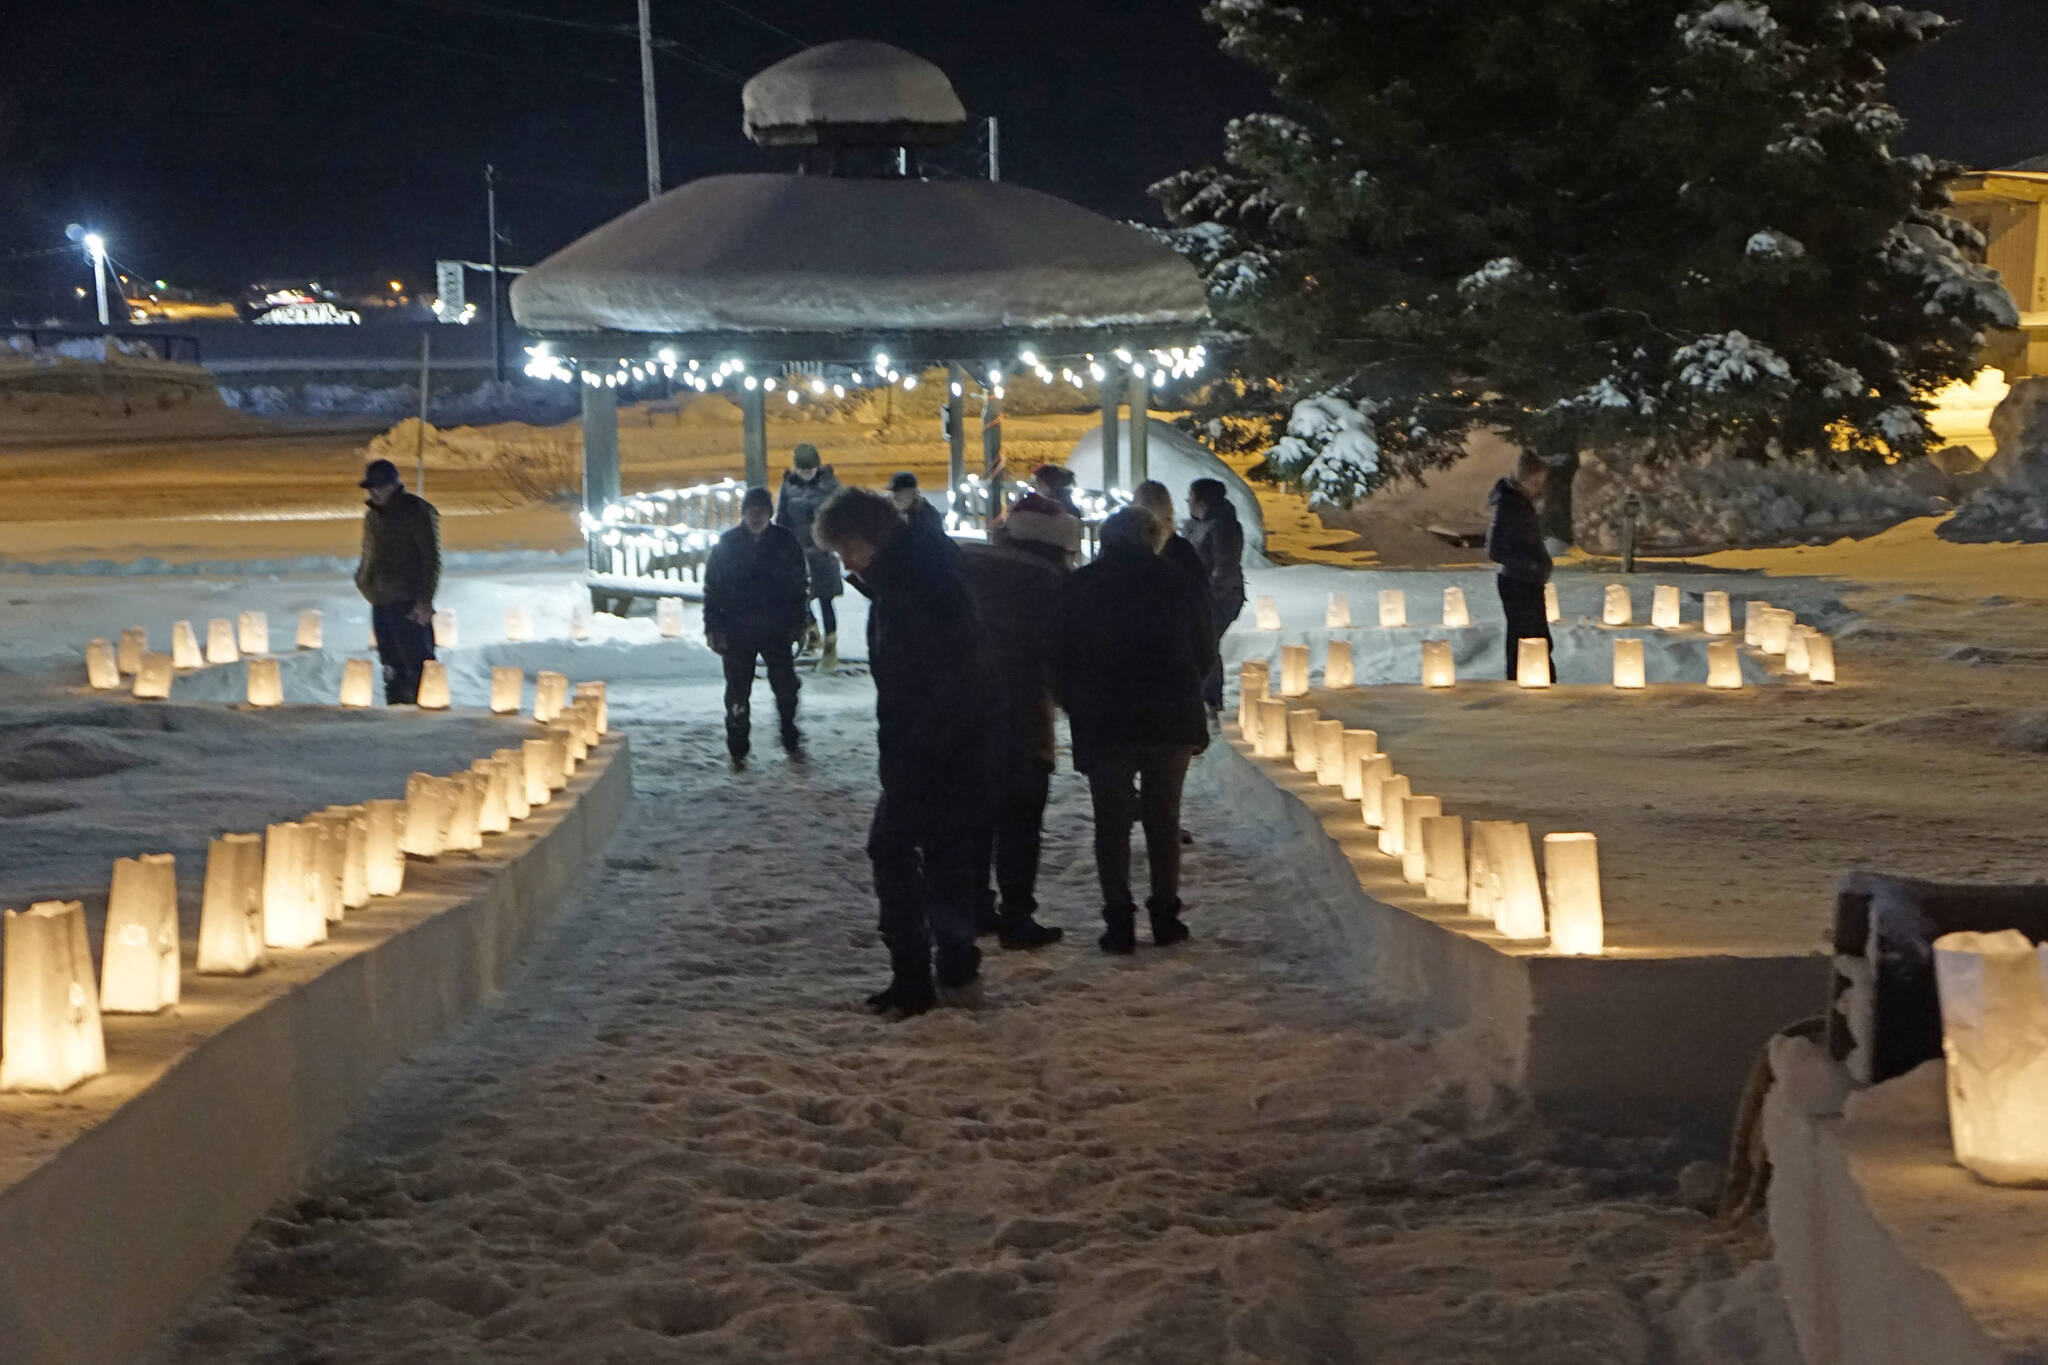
[508,39,1208,608]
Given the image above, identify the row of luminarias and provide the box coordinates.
[1237,661,1605,955]
[524,342,1208,399]
[1252,584,1835,688]
[0,669,609,1093]
[84,606,685,700]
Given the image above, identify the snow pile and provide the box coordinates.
[3,333,164,364]
[1063,417,1268,552]
[741,40,966,142]
[511,175,1208,337]
[364,417,578,479]
[0,345,228,424]
[1576,451,1949,553]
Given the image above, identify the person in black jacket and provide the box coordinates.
[1054,506,1218,954]
[960,540,1066,951]
[814,486,991,1017]
[1183,478,1246,717]
[704,486,809,767]
[774,444,844,671]
[354,458,441,705]
[1134,480,1208,591]
[1486,451,1554,682]
[889,471,948,539]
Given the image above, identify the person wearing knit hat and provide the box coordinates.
[889,470,947,538]
[774,443,845,673]
[704,485,810,768]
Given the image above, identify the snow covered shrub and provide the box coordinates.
[1262,393,1383,501]
[1575,451,1946,552]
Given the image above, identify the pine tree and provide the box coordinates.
[1155,0,2016,520]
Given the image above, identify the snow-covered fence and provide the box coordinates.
[583,481,745,608]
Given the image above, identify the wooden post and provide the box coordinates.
[580,383,620,516]
[741,385,769,489]
[1127,372,1150,486]
[1099,379,1121,490]
[982,375,1004,517]
[946,362,966,515]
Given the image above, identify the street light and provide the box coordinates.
[82,232,109,327]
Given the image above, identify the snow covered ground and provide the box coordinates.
[137,678,1801,1364]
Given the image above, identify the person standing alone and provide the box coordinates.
[1182,478,1245,721]
[813,486,990,1017]
[1487,451,1554,681]
[1055,507,1217,953]
[705,486,808,769]
[774,443,844,672]
[354,457,440,705]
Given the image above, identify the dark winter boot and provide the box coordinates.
[779,720,804,758]
[997,908,1064,951]
[865,970,936,1020]
[1148,898,1190,948]
[1099,904,1137,956]
[725,700,750,770]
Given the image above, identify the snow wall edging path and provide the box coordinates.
[1199,735,1826,1141]
[0,735,634,1365]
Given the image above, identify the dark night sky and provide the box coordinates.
[1,0,2044,306]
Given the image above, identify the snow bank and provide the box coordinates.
[0,738,631,1365]
[218,379,575,426]
[511,174,1208,338]
[1765,1045,2048,1365]
[1576,451,1950,553]
[1063,417,1268,552]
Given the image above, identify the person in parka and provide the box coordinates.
[814,486,991,1018]
[774,443,845,671]
[959,539,1066,951]
[1053,506,1218,954]
[1486,451,1554,682]
[1182,478,1246,717]
[705,486,809,767]
[353,458,441,705]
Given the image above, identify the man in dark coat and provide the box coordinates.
[704,486,808,767]
[774,443,845,671]
[889,471,948,539]
[959,540,1065,951]
[1054,506,1218,954]
[815,486,991,1017]
[1486,451,1554,681]
[353,458,440,705]
[1182,477,1246,717]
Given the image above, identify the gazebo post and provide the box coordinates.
[741,386,769,489]
[1127,372,1150,486]
[580,382,621,516]
[1099,381,1121,489]
[945,362,966,516]
[982,374,1004,517]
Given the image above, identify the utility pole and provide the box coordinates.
[486,164,504,384]
[84,233,110,327]
[414,330,433,493]
[639,0,662,201]
[986,115,1000,181]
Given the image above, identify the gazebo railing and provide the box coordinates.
[583,475,1134,603]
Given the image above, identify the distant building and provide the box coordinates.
[1949,158,2048,379]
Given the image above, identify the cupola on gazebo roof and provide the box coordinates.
[741,40,968,148]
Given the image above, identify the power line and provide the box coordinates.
[276,12,639,85]
[689,0,806,49]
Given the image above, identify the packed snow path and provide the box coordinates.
[152,684,1796,1364]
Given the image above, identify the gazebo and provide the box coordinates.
[509,40,1209,607]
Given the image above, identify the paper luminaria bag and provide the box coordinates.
[1,901,107,1093]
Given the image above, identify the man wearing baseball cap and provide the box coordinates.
[353,458,441,704]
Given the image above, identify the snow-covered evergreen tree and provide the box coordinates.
[1156,0,2017,510]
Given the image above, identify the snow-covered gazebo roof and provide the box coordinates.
[510,173,1207,362]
